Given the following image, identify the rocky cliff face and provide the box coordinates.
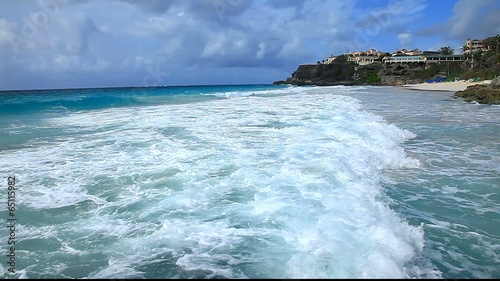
[377,63,427,85]
[274,62,428,86]
[274,63,363,86]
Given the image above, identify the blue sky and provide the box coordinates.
[0,0,499,90]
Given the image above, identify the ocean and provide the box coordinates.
[0,84,498,278]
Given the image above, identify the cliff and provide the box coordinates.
[274,63,373,86]
[378,63,427,85]
[274,62,432,86]
[274,62,380,86]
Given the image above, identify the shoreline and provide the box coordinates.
[398,81,491,92]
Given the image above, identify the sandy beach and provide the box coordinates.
[399,81,491,92]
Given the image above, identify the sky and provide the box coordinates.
[0,0,499,90]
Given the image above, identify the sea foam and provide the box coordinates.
[0,86,438,278]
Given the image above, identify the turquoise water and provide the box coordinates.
[0,85,498,278]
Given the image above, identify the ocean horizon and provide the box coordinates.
[1,83,279,93]
[0,84,498,278]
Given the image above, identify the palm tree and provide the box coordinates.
[461,44,470,54]
[475,50,484,71]
[462,45,473,62]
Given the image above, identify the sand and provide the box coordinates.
[399,81,491,92]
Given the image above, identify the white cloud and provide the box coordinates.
[256,42,266,59]
[120,57,131,69]
[130,15,182,36]
[82,58,110,71]
[447,0,499,39]
[28,54,79,72]
[0,19,16,47]
[417,0,500,40]
[201,33,227,58]
[134,55,151,68]
[278,36,301,58]
[115,0,174,14]
[52,54,80,71]
[398,33,412,48]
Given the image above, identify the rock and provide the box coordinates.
[377,63,428,85]
[454,84,500,104]
[454,74,500,104]
[490,76,500,87]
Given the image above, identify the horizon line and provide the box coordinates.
[0,83,279,93]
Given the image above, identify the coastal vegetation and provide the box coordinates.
[439,46,454,55]
[411,62,465,80]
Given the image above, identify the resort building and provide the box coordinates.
[392,49,407,56]
[343,48,384,65]
[392,48,423,56]
[347,56,377,65]
[423,50,441,56]
[383,55,426,64]
[464,39,489,54]
[325,55,337,64]
[425,54,464,63]
[406,49,423,55]
[366,48,385,57]
[347,51,363,57]
[383,54,464,65]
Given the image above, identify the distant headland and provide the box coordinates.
[273,36,499,104]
